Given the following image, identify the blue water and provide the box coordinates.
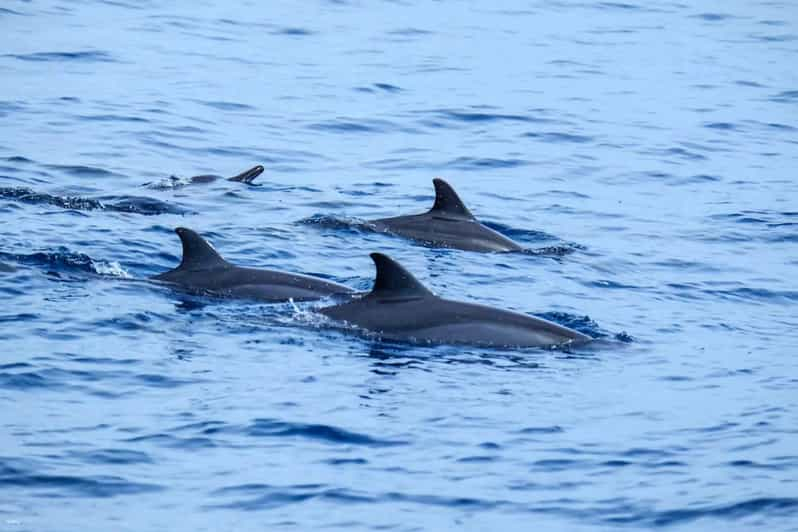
[1,0,797,530]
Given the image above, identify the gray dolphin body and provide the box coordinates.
[370,178,523,252]
[320,253,591,348]
[153,227,353,302]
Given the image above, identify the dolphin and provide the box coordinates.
[320,253,591,348]
[369,178,523,252]
[152,227,354,302]
[145,165,265,190]
[188,164,264,185]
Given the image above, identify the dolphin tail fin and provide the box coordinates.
[369,253,432,297]
[228,165,264,184]
[429,178,474,219]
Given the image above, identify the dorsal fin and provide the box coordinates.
[369,253,432,297]
[174,227,228,270]
[228,165,264,184]
[429,178,474,219]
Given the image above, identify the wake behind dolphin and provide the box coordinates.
[320,253,591,348]
[152,227,354,302]
[369,178,524,252]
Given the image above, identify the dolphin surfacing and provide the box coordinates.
[189,165,264,185]
[320,253,591,348]
[369,178,523,252]
[153,227,354,302]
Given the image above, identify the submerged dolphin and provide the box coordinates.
[146,165,264,189]
[369,178,523,252]
[153,227,354,302]
[320,253,591,348]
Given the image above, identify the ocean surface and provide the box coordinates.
[1,1,797,530]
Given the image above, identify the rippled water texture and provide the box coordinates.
[1,1,797,530]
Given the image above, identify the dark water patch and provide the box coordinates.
[445,157,529,170]
[703,286,798,304]
[658,147,707,161]
[95,195,189,215]
[123,433,218,449]
[5,51,117,63]
[244,418,406,446]
[3,156,34,164]
[0,372,49,390]
[518,426,564,435]
[69,449,153,465]
[77,114,151,123]
[0,458,160,497]
[703,122,738,131]
[597,2,642,10]
[196,100,256,111]
[374,83,402,92]
[43,164,117,178]
[0,8,25,16]
[309,118,406,134]
[0,187,186,215]
[691,13,732,21]
[271,27,314,36]
[211,483,501,511]
[522,131,594,143]
[210,483,368,510]
[323,458,368,466]
[387,28,433,36]
[637,497,798,526]
[751,33,797,43]
[0,263,19,274]
[762,122,796,132]
[735,79,764,87]
[434,109,545,124]
[0,101,26,117]
[771,90,798,103]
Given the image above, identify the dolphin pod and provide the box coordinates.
[138,174,595,349]
[319,253,589,348]
[370,178,523,252]
[152,227,353,302]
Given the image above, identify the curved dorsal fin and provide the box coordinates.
[228,165,264,184]
[175,227,228,270]
[430,178,474,219]
[369,253,432,297]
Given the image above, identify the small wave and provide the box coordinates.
[43,164,118,177]
[640,497,798,526]
[771,90,798,103]
[522,131,594,143]
[386,28,433,36]
[6,50,117,63]
[196,100,256,111]
[691,13,732,21]
[243,418,407,446]
[309,118,409,134]
[271,27,315,36]
[444,156,529,170]
[434,109,547,124]
[0,248,131,278]
[77,114,150,123]
[0,186,188,215]
[0,457,161,497]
